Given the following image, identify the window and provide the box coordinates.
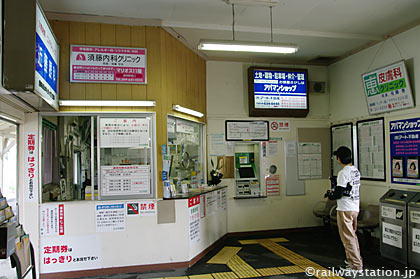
[167,116,206,194]
[41,114,155,202]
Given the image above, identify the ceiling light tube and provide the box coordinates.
[198,40,298,54]
[59,100,156,107]
[173,105,204,118]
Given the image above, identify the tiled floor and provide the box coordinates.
[2,227,419,279]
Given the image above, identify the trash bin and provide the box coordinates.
[379,189,418,265]
[408,192,420,269]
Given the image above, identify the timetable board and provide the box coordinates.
[225,120,269,141]
[101,165,150,196]
[331,123,353,176]
[357,118,385,181]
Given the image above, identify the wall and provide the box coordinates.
[206,61,331,232]
[50,21,207,198]
[328,24,420,206]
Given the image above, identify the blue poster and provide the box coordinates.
[390,117,420,185]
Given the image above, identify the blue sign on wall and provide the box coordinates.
[253,70,307,109]
[35,33,58,95]
[390,117,420,185]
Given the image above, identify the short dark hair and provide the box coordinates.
[334,146,352,164]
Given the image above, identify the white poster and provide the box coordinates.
[285,141,297,157]
[188,197,200,244]
[382,222,402,248]
[226,121,269,141]
[209,133,226,156]
[96,204,126,232]
[411,211,420,225]
[412,228,420,254]
[206,191,218,216]
[24,132,38,203]
[382,206,397,219]
[297,142,322,179]
[331,124,353,176]
[100,118,149,148]
[101,165,150,196]
[222,188,227,211]
[268,141,279,156]
[40,235,101,273]
[40,204,64,236]
[176,119,195,134]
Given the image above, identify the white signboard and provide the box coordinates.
[40,204,64,236]
[138,201,157,216]
[101,165,150,196]
[362,60,414,115]
[96,204,126,232]
[412,228,420,254]
[331,124,353,176]
[382,206,397,219]
[100,118,149,148]
[70,45,146,84]
[269,120,290,132]
[188,197,200,244]
[40,235,101,273]
[176,119,195,134]
[35,3,59,110]
[298,142,322,179]
[24,132,38,203]
[382,222,402,248]
[411,211,420,225]
[206,191,218,217]
[226,121,269,141]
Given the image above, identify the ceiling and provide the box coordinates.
[40,0,420,65]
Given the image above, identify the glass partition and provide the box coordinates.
[167,116,205,194]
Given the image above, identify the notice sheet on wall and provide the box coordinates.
[266,174,280,196]
[96,204,126,232]
[40,235,101,273]
[40,204,64,236]
[357,118,385,180]
[225,121,269,141]
[100,118,149,148]
[188,197,200,244]
[331,123,353,176]
[101,165,150,196]
[298,143,322,179]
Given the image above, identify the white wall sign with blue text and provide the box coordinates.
[35,3,59,110]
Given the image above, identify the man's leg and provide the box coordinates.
[337,211,363,270]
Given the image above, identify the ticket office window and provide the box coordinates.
[167,116,206,194]
[41,114,155,202]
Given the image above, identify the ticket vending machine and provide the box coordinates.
[234,143,262,197]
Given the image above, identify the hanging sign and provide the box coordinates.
[100,118,149,148]
[24,132,38,203]
[362,60,414,115]
[70,45,146,84]
[35,3,59,110]
[390,117,420,185]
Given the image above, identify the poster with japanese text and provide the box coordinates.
[100,118,150,148]
[188,197,200,244]
[24,132,38,203]
[362,60,414,115]
[390,117,420,185]
[40,204,64,236]
[101,165,150,196]
[96,204,126,232]
[266,174,280,196]
[70,45,146,84]
[40,235,101,273]
[138,200,157,216]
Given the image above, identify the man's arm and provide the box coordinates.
[326,186,345,200]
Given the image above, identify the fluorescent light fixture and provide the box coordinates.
[198,40,298,54]
[224,0,279,7]
[173,105,204,118]
[59,100,156,107]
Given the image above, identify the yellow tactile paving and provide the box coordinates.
[165,277,189,279]
[189,274,215,279]
[207,247,242,264]
[227,255,261,278]
[211,272,238,279]
[238,237,289,245]
[256,267,284,276]
[277,265,305,274]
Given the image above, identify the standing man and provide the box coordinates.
[326,146,363,271]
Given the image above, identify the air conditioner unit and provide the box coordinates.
[309,81,327,94]
[224,0,279,7]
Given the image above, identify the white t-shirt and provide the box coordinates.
[336,165,361,212]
